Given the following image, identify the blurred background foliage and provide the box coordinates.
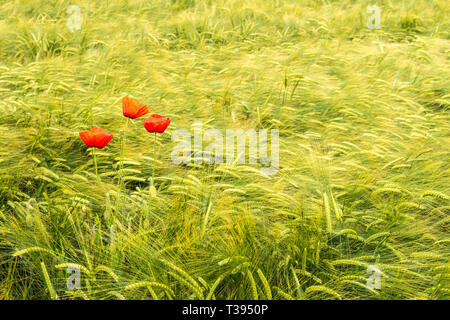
[0,0,448,299]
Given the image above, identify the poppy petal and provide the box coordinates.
[135,106,149,118]
[122,96,149,119]
[122,96,131,117]
[95,134,113,149]
[144,115,171,133]
[80,128,113,149]
[79,131,95,147]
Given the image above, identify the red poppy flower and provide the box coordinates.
[79,128,113,149]
[122,96,149,119]
[144,114,171,133]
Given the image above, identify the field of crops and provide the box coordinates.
[0,0,449,300]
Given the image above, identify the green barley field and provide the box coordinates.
[0,0,449,300]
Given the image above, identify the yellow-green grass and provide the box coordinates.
[0,0,448,299]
